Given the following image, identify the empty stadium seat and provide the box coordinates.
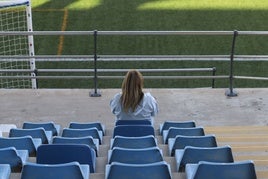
[61,127,102,144]
[186,160,257,179]
[62,127,102,144]
[9,128,52,144]
[159,120,196,135]
[0,136,41,157]
[0,147,28,172]
[163,127,205,144]
[108,147,163,164]
[22,121,60,136]
[168,135,217,156]
[21,162,89,179]
[36,144,96,173]
[105,161,172,179]
[110,135,157,149]
[69,122,105,136]
[52,136,99,156]
[113,125,155,138]
[175,146,234,172]
[115,119,152,126]
[0,164,11,179]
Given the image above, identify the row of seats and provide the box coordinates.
[160,121,257,178]
[106,120,172,179]
[0,121,106,179]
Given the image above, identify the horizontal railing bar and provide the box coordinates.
[0,55,93,59]
[98,75,229,79]
[0,76,95,79]
[0,55,268,62]
[97,31,235,36]
[0,31,234,36]
[238,31,268,35]
[0,31,268,36]
[0,75,228,80]
[98,68,216,73]
[0,55,228,59]
[234,76,268,80]
[0,68,215,73]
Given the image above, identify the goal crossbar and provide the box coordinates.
[0,0,29,9]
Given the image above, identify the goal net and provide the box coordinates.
[0,0,36,89]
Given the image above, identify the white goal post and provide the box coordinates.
[0,0,36,89]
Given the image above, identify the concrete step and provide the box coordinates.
[205,126,268,134]
[257,171,268,179]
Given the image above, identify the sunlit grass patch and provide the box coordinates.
[138,0,268,10]
[66,0,102,10]
[32,0,102,10]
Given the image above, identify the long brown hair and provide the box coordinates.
[121,70,144,112]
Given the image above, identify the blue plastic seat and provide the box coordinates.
[113,125,155,138]
[108,147,163,164]
[0,147,28,172]
[21,162,89,179]
[115,119,152,126]
[37,144,96,173]
[168,135,217,156]
[61,127,102,144]
[0,164,11,179]
[163,127,205,144]
[110,135,157,149]
[52,136,99,156]
[175,146,234,172]
[105,161,172,179]
[186,160,257,179]
[9,128,52,144]
[0,136,41,157]
[159,120,196,135]
[22,121,61,136]
[69,122,105,136]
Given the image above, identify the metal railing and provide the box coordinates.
[0,30,268,97]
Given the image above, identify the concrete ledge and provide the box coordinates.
[0,88,267,129]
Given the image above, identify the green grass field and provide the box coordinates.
[30,0,268,88]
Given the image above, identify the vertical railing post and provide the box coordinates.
[225,30,238,97]
[90,30,101,97]
[212,67,216,88]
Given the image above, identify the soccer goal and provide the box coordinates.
[0,0,36,89]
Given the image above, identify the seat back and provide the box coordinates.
[0,147,23,172]
[164,127,205,144]
[108,147,163,164]
[22,122,60,136]
[160,121,196,135]
[61,128,102,144]
[171,135,217,156]
[36,144,96,173]
[111,135,157,149]
[21,162,88,179]
[115,119,152,126]
[106,161,172,179]
[0,136,40,157]
[69,122,105,135]
[113,125,155,138]
[9,128,51,144]
[52,136,98,156]
[186,160,257,179]
[176,146,234,171]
